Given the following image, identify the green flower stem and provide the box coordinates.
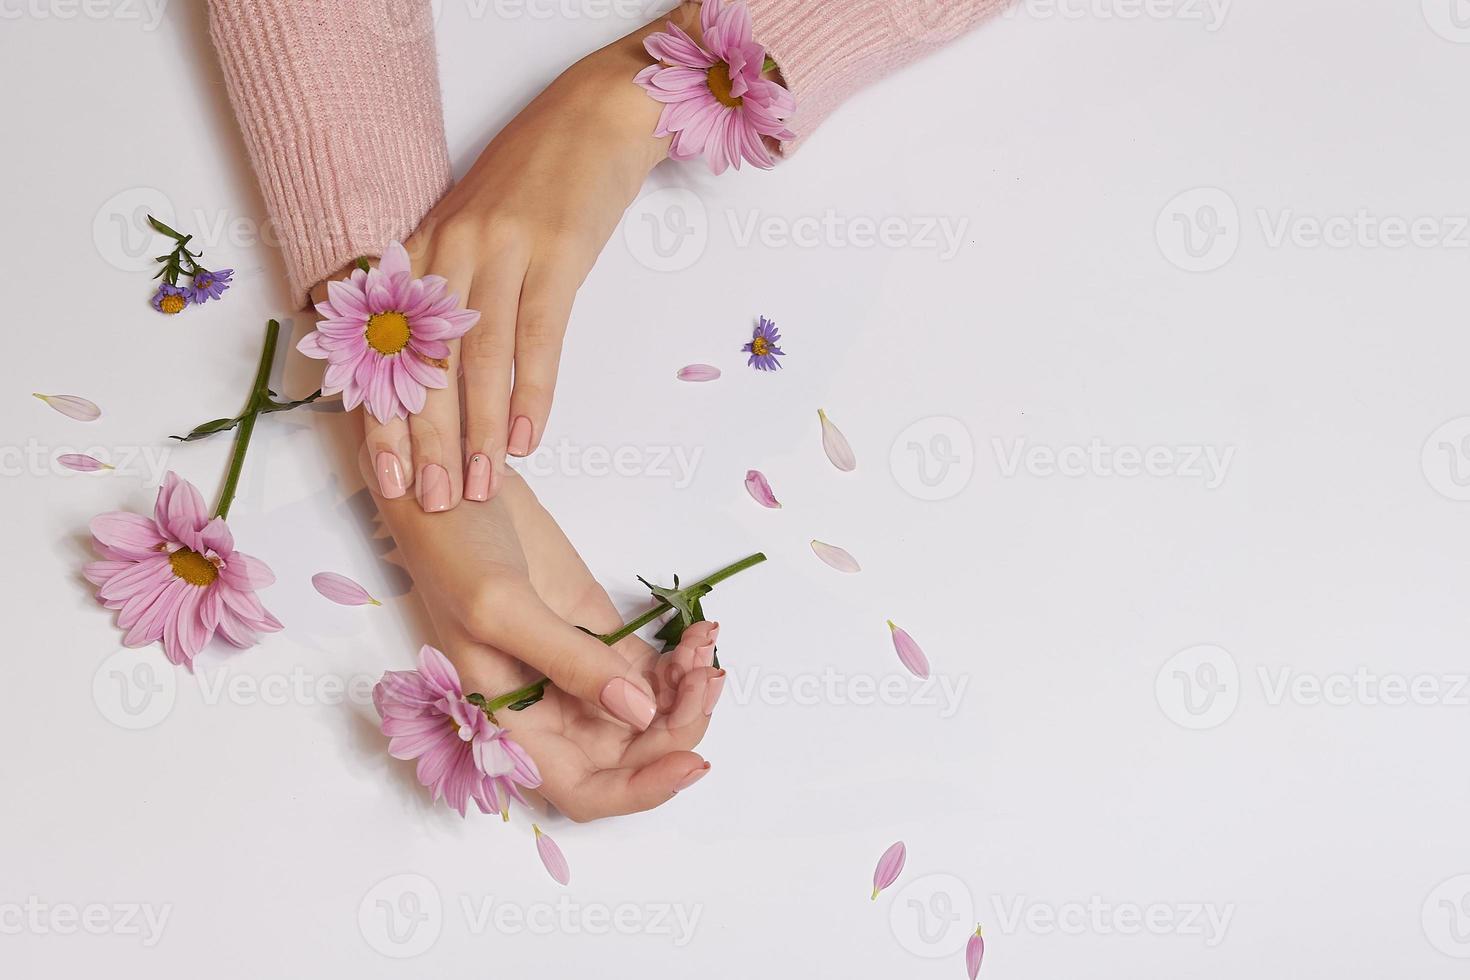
[480,551,768,714]
[213,320,281,520]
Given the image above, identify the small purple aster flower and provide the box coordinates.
[150,283,189,315]
[187,268,234,304]
[742,316,785,371]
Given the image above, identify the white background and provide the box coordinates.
[3,0,1470,975]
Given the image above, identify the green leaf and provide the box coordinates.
[170,416,240,442]
[763,55,778,73]
[355,256,372,273]
[262,390,324,413]
[147,215,187,241]
[506,691,545,711]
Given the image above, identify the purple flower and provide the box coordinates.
[742,316,785,371]
[150,283,189,315]
[187,268,234,304]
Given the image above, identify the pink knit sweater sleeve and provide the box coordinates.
[748,0,1012,150]
[207,0,452,304]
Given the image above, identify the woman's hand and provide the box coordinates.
[369,458,726,821]
[361,5,705,511]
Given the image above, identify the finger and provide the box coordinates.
[625,666,723,768]
[534,748,711,823]
[363,410,412,499]
[461,259,526,502]
[655,620,718,709]
[405,251,475,514]
[468,583,659,732]
[506,260,581,457]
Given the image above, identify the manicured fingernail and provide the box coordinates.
[599,677,656,732]
[673,763,711,793]
[465,454,491,502]
[375,452,406,499]
[708,622,720,643]
[695,643,716,668]
[419,464,451,513]
[703,670,726,716]
[508,416,533,457]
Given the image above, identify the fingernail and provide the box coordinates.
[375,452,406,499]
[673,763,711,793]
[508,416,533,457]
[465,454,491,502]
[599,677,656,732]
[695,643,716,668]
[708,622,720,643]
[703,670,726,716]
[419,464,451,513]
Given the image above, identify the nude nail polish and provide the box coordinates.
[420,464,451,513]
[695,643,716,668]
[508,416,533,457]
[599,677,656,731]
[375,452,406,499]
[703,670,726,716]
[465,454,491,501]
[673,763,710,793]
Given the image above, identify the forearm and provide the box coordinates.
[747,0,1013,151]
[207,0,452,305]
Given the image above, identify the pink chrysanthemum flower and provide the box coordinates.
[373,645,543,818]
[634,0,796,174]
[84,472,282,669]
[297,241,480,423]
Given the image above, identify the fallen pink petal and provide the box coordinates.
[677,364,721,382]
[58,454,112,473]
[744,469,781,508]
[312,571,381,606]
[966,926,985,979]
[818,409,856,471]
[887,621,931,679]
[872,841,906,899]
[34,392,101,422]
[811,540,860,573]
[534,824,571,885]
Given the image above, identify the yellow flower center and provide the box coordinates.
[169,548,219,587]
[707,63,743,108]
[159,294,186,315]
[750,336,770,357]
[365,311,412,355]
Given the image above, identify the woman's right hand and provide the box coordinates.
[367,457,726,821]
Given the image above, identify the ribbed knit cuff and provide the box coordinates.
[208,0,452,305]
[747,0,1011,154]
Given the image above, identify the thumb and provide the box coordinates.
[470,585,656,731]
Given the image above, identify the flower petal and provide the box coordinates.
[811,540,860,574]
[534,825,571,885]
[676,364,721,382]
[966,927,985,979]
[744,469,781,508]
[34,393,100,421]
[90,512,165,558]
[887,621,931,679]
[59,454,111,473]
[312,571,381,607]
[818,409,856,472]
[872,841,906,899]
